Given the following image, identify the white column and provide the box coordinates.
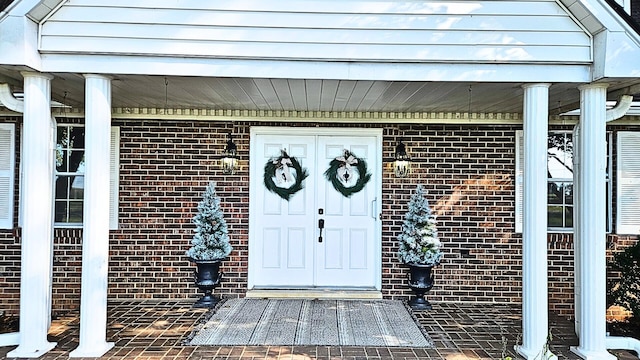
[69,74,114,357]
[7,72,57,358]
[516,83,557,360]
[570,84,616,360]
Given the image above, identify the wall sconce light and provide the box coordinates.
[394,139,410,178]
[222,132,238,175]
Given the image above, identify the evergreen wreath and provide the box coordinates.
[263,150,309,201]
[324,149,371,198]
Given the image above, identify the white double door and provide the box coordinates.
[249,127,381,289]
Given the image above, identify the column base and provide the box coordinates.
[570,346,616,360]
[515,344,558,360]
[6,341,56,358]
[69,342,114,358]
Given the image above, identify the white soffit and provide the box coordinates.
[26,0,65,22]
[559,0,606,34]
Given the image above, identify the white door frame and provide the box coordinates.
[248,126,383,291]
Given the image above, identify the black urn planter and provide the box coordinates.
[191,259,223,308]
[407,263,435,310]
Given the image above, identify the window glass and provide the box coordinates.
[546,131,610,231]
[515,130,612,233]
[547,133,573,179]
[55,125,85,225]
[547,133,573,229]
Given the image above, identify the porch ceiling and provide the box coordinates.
[1,72,638,115]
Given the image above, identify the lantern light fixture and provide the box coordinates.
[222,132,238,175]
[394,139,410,178]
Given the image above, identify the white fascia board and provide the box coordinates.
[0,16,41,69]
[40,54,592,83]
[593,30,640,79]
[601,32,640,77]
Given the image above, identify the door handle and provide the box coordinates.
[318,219,325,243]
[371,198,377,220]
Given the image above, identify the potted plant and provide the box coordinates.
[186,182,233,308]
[397,185,443,310]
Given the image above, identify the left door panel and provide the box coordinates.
[250,134,316,287]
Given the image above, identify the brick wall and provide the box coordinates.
[0,228,20,313]
[110,120,249,304]
[382,125,523,307]
[1,118,638,319]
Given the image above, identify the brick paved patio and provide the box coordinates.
[0,300,636,359]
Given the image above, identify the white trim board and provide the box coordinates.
[248,126,382,296]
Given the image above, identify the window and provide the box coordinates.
[1,122,119,229]
[515,130,612,232]
[54,124,119,228]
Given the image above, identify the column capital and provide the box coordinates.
[83,74,112,81]
[20,71,54,80]
[577,83,609,91]
[521,83,551,90]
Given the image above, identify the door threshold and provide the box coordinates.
[246,288,382,300]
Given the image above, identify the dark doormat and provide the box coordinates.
[186,298,433,347]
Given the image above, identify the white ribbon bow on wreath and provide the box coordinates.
[324,149,371,198]
[264,150,309,201]
[335,152,359,185]
[273,156,294,185]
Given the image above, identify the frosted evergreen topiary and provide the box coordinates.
[186,182,233,261]
[397,185,443,266]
